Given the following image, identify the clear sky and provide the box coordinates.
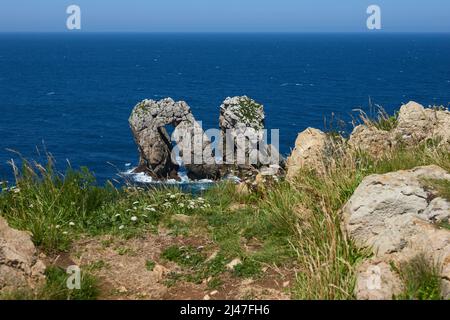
[0,0,449,32]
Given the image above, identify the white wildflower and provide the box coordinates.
[119,225,125,230]
[131,216,138,222]
[69,222,75,227]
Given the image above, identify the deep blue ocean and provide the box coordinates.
[1,33,450,184]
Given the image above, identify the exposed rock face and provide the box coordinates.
[0,216,46,294]
[219,96,265,167]
[348,101,450,157]
[219,96,265,133]
[396,101,450,146]
[348,125,392,157]
[342,166,450,299]
[129,96,284,181]
[172,117,219,180]
[129,98,219,180]
[354,259,403,300]
[286,128,329,180]
[219,96,284,178]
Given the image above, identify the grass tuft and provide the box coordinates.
[0,266,99,300]
[394,254,443,300]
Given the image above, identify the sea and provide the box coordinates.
[1,33,450,186]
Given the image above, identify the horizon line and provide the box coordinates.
[1,30,450,34]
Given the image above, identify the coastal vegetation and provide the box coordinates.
[1,100,449,300]
[1,134,448,300]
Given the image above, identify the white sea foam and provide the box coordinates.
[131,172,154,183]
[122,167,215,185]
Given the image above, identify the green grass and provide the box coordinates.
[234,97,264,130]
[0,157,117,252]
[40,266,99,300]
[438,220,450,230]
[161,245,206,268]
[394,254,443,300]
[0,155,211,252]
[185,252,228,284]
[373,112,398,131]
[145,259,156,271]
[421,178,450,202]
[0,266,99,300]
[421,178,450,231]
[285,141,450,299]
[357,103,398,132]
[233,259,262,278]
[1,139,449,300]
[87,260,108,271]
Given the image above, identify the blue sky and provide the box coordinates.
[0,0,449,32]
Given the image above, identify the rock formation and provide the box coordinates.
[129,98,219,180]
[286,128,335,180]
[349,101,450,157]
[0,216,46,294]
[219,96,282,177]
[342,166,450,299]
[286,101,450,179]
[129,96,283,181]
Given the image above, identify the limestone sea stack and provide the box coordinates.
[219,96,282,176]
[129,98,219,180]
[129,96,284,182]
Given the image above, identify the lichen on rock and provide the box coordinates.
[129,98,219,180]
[342,165,450,300]
[129,96,283,182]
[348,101,450,157]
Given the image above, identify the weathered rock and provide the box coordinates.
[343,165,450,253]
[219,96,265,135]
[172,118,219,180]
[0,216,46,294]
[286,128,335,180]
[343,166,450,299]
[348,101,450,157]
[395,101,450,146]
[129,98,219,180]
[219,96,280,172]
[226,258,242,271]
[355,259,404,300]
[348,125,392,157]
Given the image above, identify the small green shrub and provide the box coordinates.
[0,266,99,300]
[161,245,205,267]
[233,259,262,278]
[145,259,156,271]
[395,254,443,300]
